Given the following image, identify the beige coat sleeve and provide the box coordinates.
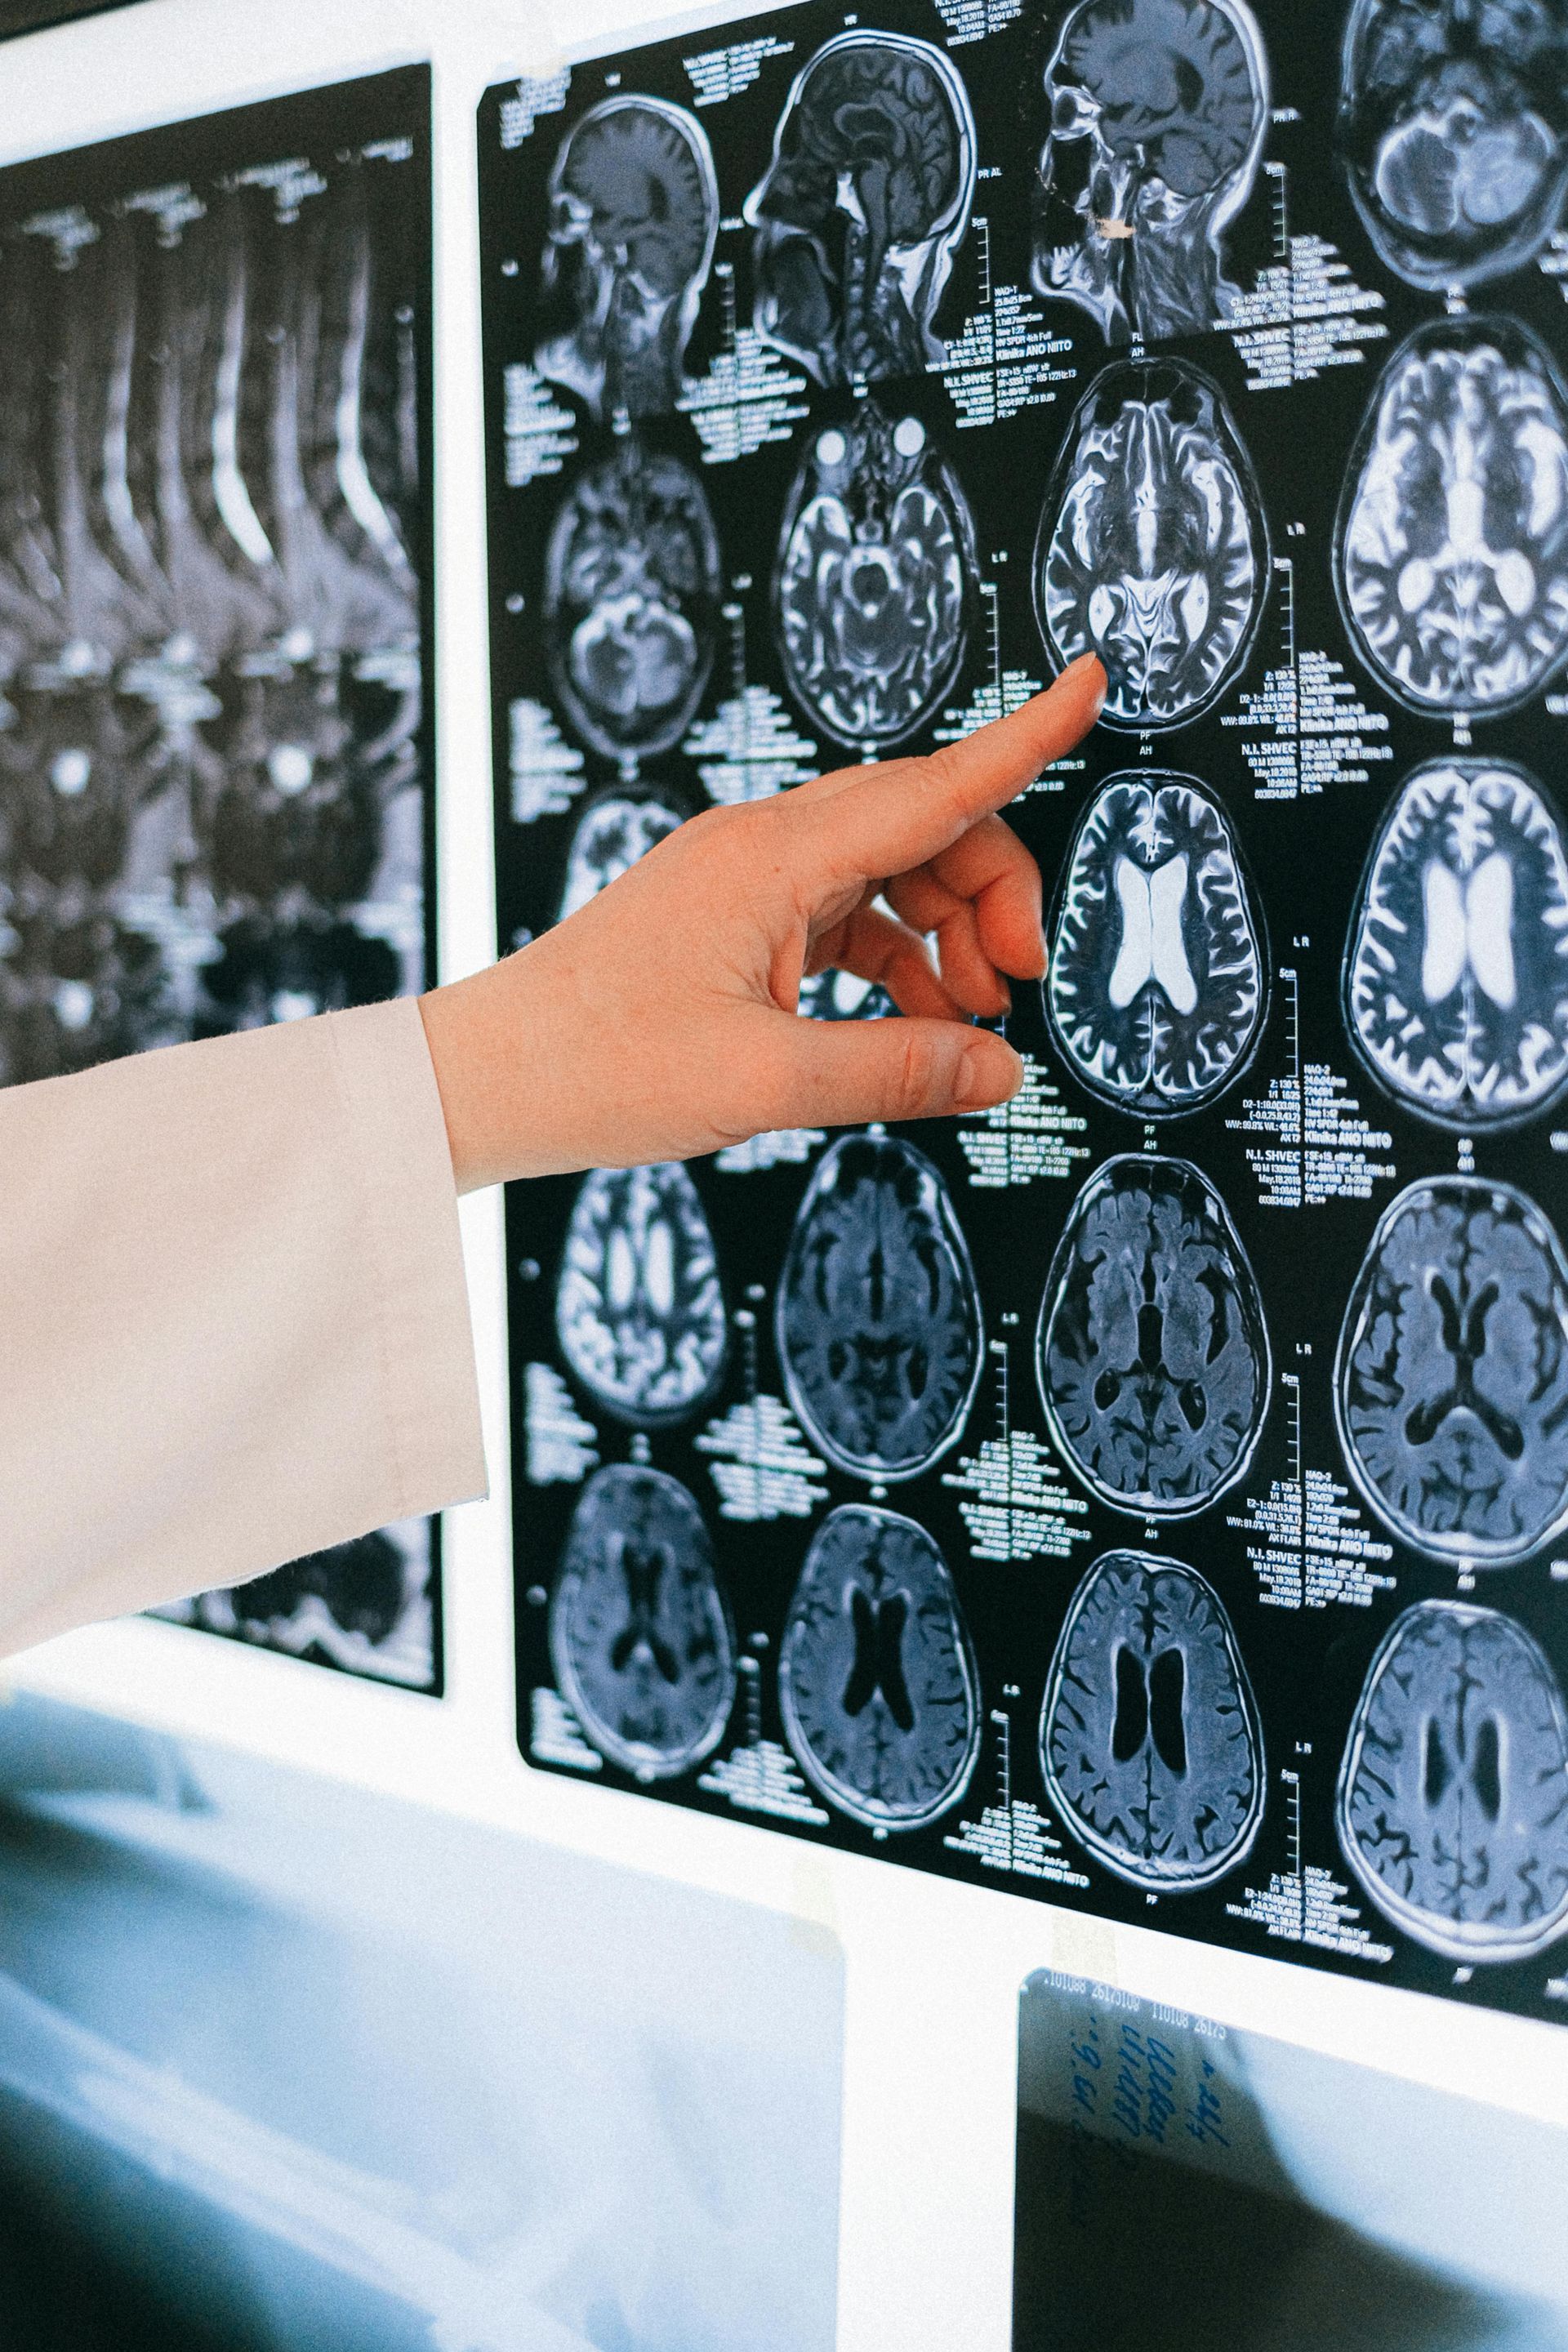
[0,996,486,1659]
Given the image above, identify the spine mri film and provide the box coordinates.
[0,71,439,1691]
[487,0,1568,2025]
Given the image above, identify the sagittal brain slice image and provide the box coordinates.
[535,96,719,418]
[779,1505,981,1829]
[1033,0,1269,345]
[1036,358,1267,728]
[1347,760,1568,1129]
[1040,1550,1264,1890]
[1039,1156,1270,1516]
[1048,772,1267,1116]
[556,1162,728,1428]
[1337,317,1568,716]
[774,408,977,747]
[1336,1175,1568,1565]
[1338,0,1568,291]
[544,441,721,764]
[1339,1600,1568,1961]
[556,785,687,920]
[743,31,977,387]
[550,1466,737,1777]
[777,1131,983,1481]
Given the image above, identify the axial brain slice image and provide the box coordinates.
[550,1465,737,1778]
[1040,1550,1264,1890]
[544,443,721,764]
[1336,1175,1568,1564]
[557,787,687,920]
[775,408,977,746]
[1339,1600,1568,1960]
[556,1162,728,1428]
[776,1132,983,1480]
[778,1505,981,1829]
[1034,0,1267,345]
[1036,358,1267,728]
[1038,1156,1270,1515]
[1048,772,1267,1115]
[1338,317,1568,715]
[743,32,976,387]
[1338,0,1568,290]
[1347,760,1568,1128]
[536,96,718,419]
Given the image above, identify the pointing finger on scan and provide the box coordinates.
[795,654,1104,884]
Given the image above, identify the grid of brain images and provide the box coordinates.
[0,77,440,1689]
[493,0,1568,2006]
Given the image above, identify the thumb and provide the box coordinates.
[759,1013,1024,1132]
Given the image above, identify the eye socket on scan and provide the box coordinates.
[773,403,978,750]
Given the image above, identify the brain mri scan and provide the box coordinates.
[556,1161,728,1428]
[550,1464,737,1777]
[535,96,719,419]
[556,785,688,920]
[1336,1175,1568,1566]
[1339,1599,1568,1961]
[1038,1156,1270,1517]
[1047,771,1267,1116]
[544,440,721,764]
[774,406,977,747]
[1036,357,1268,728]
[1338,0,1568,292]
[1346,759,1568,1129]
[778,1503,981,1829]
[1040,1548,1264,1891]
[1033,0,1269,345]
[743,31,977,387]
[1337,316,1568,716]
[798,968,898,1020]
[777,1130,983,1481]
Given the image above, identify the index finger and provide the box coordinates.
[795,652,1104,882]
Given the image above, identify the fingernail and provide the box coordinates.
[956,1035,1022,1112]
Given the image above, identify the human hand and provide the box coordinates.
[420,652,1104,1191]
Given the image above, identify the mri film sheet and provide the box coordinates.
[0,74,441,1690]
[486,2,1568,2025]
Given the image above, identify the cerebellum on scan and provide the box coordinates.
[1046,771,1267,1116]
[544,440,721,764]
